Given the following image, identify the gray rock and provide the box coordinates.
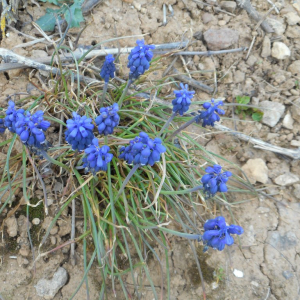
[282,113,294,129]
[203,28,239,50]
[193,31,203,41]
[35,267,68,300]
[271,42,291,60]
[220,1,236,13]
[261,36,271,58]
[202,13,214,24]
[284,12,300,26]
[267,18,286,35]
[259,101,285,127]
[290,98,300,120]
[287,60,300,75]
[241,158,268,184]
[274,173,299,186]
[246,55,257,66]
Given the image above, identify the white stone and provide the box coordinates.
[282,113,294,129]
[132,1,141,11]
[233,269,244,278]
[259,101,285,127]
[274,173,300,186]
[284,12,300,26]
[291,140,300,147]
[241,158,268,184]
[32,218,40,225]
[35,267,68,300]
[271,42,291,60]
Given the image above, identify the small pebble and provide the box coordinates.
[32,218,40,225]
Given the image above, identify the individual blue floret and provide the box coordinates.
[100,54,116,83]
[195,99,225,127]
[172,83,195,116]
[4,101,25,133]
[0,118,5,133]
[65,112,94,151]
[95,103,120,135]
[15,110,50,149]
[202,216,244,251]
[201,164,232,198]
[82,138,113,174]
[127,39,155,80]
[119,132,166,166]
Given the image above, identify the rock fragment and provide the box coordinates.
[35,267,68,300]
[5,216,18,237]
[282,113,294,129]
[241,158,268,184]
[259,101,285,127]
[271,42,291,60]
[261,36,271,58]
[220,1,236,13]
[203,28,239,50]
[274,173,299,186]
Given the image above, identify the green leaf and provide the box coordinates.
[252,111,264,122]
[64,2,84,28]
[36,10,59,31]
[236,95,250,105]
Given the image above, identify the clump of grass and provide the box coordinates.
[0,37,253,299]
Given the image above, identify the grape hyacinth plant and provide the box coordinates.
[201,164,232,198]
[15,110,50,150]
[95,103,120,135]
[166,98,225,142]
[65,112,94,151]
[0,118,5,133]
[202,216,244,251]
[195,99,225,127]
[118,39,155,108]
[4,100,25,133]
[82,138,113,175]
[159,83,195,136]
[100,54,116,106]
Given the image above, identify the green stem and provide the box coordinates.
[158,112,177,137]
[116,163,141,198]
[118,79,133,109]
[100,81,109,107]
[160,185,202,195]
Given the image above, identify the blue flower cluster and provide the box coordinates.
[15,110,50,148]
[4,101,25,133]
[119,132,166,166]
[82,138,113,174]
[196,99,225,127]
[65,112,94,151]
[95,103,120,135]
[202,216,244,251]
[201,164,232,198]
[128,40,155,80]
[1,101,50,151]
[100,54,116,83]
[0,119,5,133]
[172,83,195,116]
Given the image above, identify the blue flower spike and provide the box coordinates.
[65,112,94,151]
[172,83,195,116]
[119,132,166,166]
[4,101,25,133]
[196,99,225,127]
[0,118,5,133]
[201,164,232,198]
[100,54,116,83]
[15,110,50,149]
[128,39,155,80]
[95,103,120,135]
[82,138,113,175]
[202,216,244,251]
